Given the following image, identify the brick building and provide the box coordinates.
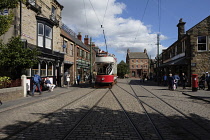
[159,17,210,85]
[126,49,149,78]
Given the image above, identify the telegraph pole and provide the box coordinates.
[157,33,160,85]
[89,37,92,84]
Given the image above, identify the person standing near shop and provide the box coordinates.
[180,73,187,89]
[66,74,70,87]
[77,74,81,85]
[31,72,42,96]
[206,72,210,90]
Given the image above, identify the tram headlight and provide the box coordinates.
[102,77,105,81]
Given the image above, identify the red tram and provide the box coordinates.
[94,52,117,88]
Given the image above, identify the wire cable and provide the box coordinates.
[83,0,89,35]
[102,0,110,26]
[133,0,150,44]
[88,0,102,25]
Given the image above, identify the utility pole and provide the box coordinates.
[90,37,92,84]
[157,33,160,85]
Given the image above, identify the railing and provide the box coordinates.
[0,79,21,89]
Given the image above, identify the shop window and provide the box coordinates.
[198,36,207,51]
[41,61,47,76]
[48,62,53,76]
[32,63,39,76]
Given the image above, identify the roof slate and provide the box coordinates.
[128,52,148,59]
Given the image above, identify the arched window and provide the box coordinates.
[48,62,53,76]
[41,61,47,76]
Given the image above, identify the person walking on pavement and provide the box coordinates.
[168,73,174,90]
[66,74,70,87]
[173,73,180,89]
[163,74,167,86]
[31,72,42,96]
[180,73,187,89]
[206,72,210,90]
[77,74,81,85]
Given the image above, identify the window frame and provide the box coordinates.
[197,36,207,51]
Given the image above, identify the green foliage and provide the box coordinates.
[0,14,13,36]
[0,76,11,86]
[0,36,40,78]
[0,0,20,10]
[117,60,129,78]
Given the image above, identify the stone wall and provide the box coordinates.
[0,87,23,102]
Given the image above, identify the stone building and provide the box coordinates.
[126,49,149,78]
[1,0,65,89]
[160,17,210,85]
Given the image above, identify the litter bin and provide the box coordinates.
[192,74,198,91]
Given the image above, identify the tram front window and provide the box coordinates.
[97,65,108,75]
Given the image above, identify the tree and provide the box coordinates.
[117,60,129,78]
[0,36,40,79]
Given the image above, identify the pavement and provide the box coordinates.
[181,87,210,103]
[0,83,93,112]
[0,81,210,112]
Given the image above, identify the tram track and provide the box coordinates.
[116,79,210,139]
[2,88,98,140]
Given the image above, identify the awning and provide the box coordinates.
[160,57,188,67]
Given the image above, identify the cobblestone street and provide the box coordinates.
[0,79,210,139]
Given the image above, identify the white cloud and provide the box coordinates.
[57,0,167,60]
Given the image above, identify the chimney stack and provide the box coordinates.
[84,35,89,45]
[77,32,82,41]
[144,48,147,54]
[177,18,186,39]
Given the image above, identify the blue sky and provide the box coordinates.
[57,0,210,63]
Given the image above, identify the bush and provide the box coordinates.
[0,76,11,88]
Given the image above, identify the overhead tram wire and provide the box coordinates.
[88,0,109,52]
[83,0,89,35]
[133,0,150,44]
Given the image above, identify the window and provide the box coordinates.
[132,60,134,62]
[32,63,39,76]
[70,44,73,56]
[80,49,82,57]
[51,6,56,20]
[77,48,79,56]
[38,23,52,49]
[38,23,44,47]
[63,40,67,53]
[45,25,52,49]
[136,65,138,68]
[48,62,53,76]
[198,36,207,51]
[41,61,47,76]
[182,41,186,53]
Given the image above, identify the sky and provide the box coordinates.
[57,0,210,63]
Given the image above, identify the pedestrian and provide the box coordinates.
[168,73,174,90]
[163,74,167,86]
[77,74,81,85]
[180,73,187,89]
[31,72,42,96]
[199,73,206,89]
[206,72,210,90]
[173,73,180,89]
[44,77,55,91]
[66,74,70,87]
[139,76,143,83]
